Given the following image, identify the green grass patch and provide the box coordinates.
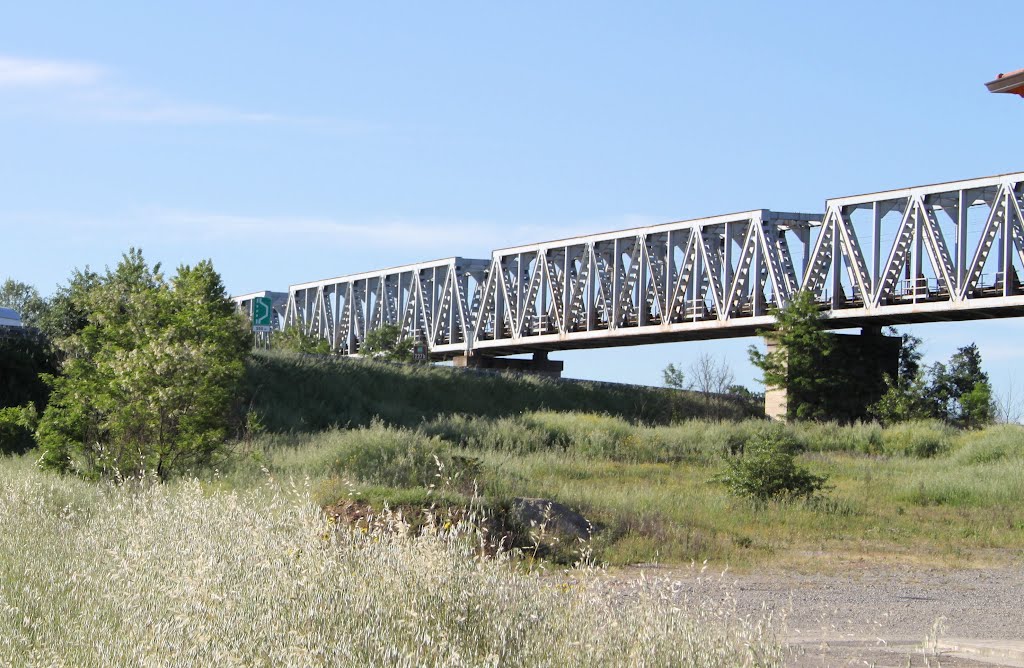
[216,416,1024,570]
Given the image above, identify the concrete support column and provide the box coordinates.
[762,328,901,422]
[762,338,788,421]
[453,352,564,378]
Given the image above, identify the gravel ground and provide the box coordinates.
[599,559,1024,666]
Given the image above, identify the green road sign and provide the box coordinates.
[252,296,273,333]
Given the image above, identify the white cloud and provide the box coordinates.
[0,56,102,87]
[0,53,283,126]
[0,206,651,257]
[84,96,281,125]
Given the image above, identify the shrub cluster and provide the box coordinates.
[36,251,250,479]
[0,404,38,455]
[714,428,829,501]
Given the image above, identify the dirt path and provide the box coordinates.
[600,559,1024,666]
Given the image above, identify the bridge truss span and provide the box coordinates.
[234,171,1024,359]
[472,210,821,355]
[802,172,1024,325]
[282,258,490,356]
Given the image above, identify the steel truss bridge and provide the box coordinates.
[235,172,1024,360]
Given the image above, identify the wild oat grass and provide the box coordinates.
[0,461,782,667]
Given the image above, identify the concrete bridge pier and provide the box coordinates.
[764,327,901,421]
[453,351,564,378]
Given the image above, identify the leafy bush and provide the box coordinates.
[0,333,58,413]
[0,404,38,455]
[715,428,828,501]
[324,424,468,489]
[269,326,331,354]
[359,323,413,361]
[524,412,635,459]
[790,421,883,454]
[36,251,250,479]
[264,422,480,491]
[421,414,558,454]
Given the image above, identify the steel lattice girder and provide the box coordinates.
[236,171,1024,358]
[282,258,490,356]
[804,172,1024,315]
[469,210,819,354]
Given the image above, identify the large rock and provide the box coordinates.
[510,498,594,540]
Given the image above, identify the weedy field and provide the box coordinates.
[4,350,1023,666]
[0,456,782,667]
[223,412,1024,570]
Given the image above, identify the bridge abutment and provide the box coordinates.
[453,351,564,378]
[764,327,901,422]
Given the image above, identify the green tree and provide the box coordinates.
[748,290,834,421]
[34,268,101,349]
[870,332,933,424]
[663,354,735,394]
[929,344,994,428]
[0,279,59,415]
[37,251,249,479]
[0,328,58,413]
[872,340,994,428]
[0,403,39,455]
[726,384,765,404]
[0,279,49,328]
[661,363,685,389]
[360,324,413,362]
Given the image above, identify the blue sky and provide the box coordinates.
[2,1,1023,395]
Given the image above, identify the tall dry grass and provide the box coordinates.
[0,460,782,667]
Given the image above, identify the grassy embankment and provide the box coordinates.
[244,349,758,431]
[238,351,1024,570]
